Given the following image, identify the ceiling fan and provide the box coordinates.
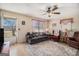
[41,5,60,17]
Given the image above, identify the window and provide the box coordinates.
[3,17,16,37]
[32,20,44,32]
[60,18,73,31]
[32,20,39,29]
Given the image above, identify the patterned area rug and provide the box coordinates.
[26,40,78,56]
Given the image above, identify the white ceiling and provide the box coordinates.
[0,3,79,19]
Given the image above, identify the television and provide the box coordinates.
[0,28,4,53]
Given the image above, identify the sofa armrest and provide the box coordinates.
[69,37,75,40]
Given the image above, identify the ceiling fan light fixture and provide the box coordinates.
[41,5,60,18]
[48,15,51,17]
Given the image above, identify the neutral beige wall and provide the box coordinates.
[42,21,50,32]
[1,9,49,43]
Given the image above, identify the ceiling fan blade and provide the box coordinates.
[53,12,60,14]
[52,5,58,11]
[40,10,46,13]
[42,12,47,15]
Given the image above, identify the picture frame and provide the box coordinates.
[22,21,25,25]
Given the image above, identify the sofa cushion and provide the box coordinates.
[74,31,79,42]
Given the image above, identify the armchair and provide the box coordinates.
[67,31,79,49]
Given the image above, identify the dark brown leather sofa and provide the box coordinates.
[67,31,79,49]
[26,32,48,44]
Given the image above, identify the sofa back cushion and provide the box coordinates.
[74,31,79,42]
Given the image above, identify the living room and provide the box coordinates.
[0,3,79,56]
